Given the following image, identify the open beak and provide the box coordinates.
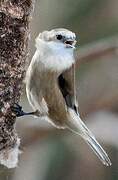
[64,40,77,48]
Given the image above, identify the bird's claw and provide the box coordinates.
[11,103,26,117]
[11,103,39,117]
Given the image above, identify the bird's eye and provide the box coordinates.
[56,34,63,40]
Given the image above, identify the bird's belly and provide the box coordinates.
[48,109,68,128]
[43,86,68,128]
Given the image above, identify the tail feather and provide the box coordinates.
[67,108,111,166]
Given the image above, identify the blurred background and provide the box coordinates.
[1,0,118,179]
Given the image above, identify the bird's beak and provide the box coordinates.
[64,40,77,49]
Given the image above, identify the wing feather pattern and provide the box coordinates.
[58,64,111,166]
[58,64,78,114]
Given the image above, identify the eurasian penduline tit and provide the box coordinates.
[25,28,111,166]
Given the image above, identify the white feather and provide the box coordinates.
[0,138,21,168]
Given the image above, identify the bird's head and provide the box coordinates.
[36,28,76,52]
[35,28,77,72]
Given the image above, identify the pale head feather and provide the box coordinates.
[34,28,76,72]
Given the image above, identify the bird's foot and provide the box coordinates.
[11,103,36,117]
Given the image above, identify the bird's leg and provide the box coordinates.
[11,103,38,117]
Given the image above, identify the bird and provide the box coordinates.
[25,28,111,166]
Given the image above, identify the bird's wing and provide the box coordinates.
[58,64,78,114]
[58,64,111,166]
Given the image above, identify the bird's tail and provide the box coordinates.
[66,108,111,166]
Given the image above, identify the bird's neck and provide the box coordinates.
[35,39,75,72]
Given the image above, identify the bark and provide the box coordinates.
[0,0,34,168]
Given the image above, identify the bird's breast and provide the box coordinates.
[39,50,74,72]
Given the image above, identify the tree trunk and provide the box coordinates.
[0,0,34,168]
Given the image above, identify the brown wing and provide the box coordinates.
[58,64,78,114]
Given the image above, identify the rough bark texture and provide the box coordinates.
[0,0,34,167]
